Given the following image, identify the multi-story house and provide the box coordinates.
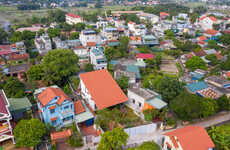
[96,20,108,29]
[52,37,68,49]
[0,90,14,145]
[128,22,147,36]
[35,86,75,128]
[126,88,167,117]
[79,70,128,111]
[90,47,107,70]
[79,30,100,47]
[138,12,159,24]
[142,35,159,47]
[34,33,52,55]
[102,27,119,41]
[163,126,215,150]
[198,15,219,30]
[73,46,89,64]
[65,13,84,25]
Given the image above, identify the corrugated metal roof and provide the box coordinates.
[187,81,208,93]
[146,97,167,109]
[8,97,32,112]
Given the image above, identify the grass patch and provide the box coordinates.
[95,106,144,131]
[176,62,183,77]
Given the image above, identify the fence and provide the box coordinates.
[124,123,157,137]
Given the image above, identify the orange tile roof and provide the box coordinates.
[200,15,207,21]
[51,117,57,121]
[74,100,85,115]
[198,40,205,45]
[199,36,207,41]
[38,87,69,106]
[165,126,215,150]
[209,16,217,22]
[160,12,169,16]
[10,53,29,60]
[76,45,85,49]
[128,21,134,24]
[87,42,96,47]
[205,29,218,35]
[51,129,72,141]
[49,106,56,110]
[226,72,230,78]
[79,70,128,110]
[170,136,179,148]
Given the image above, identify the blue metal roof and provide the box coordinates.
[186,81,208,93]
[92,48,103,56]
[126,65,141,79]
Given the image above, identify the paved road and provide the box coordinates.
[191,111,230,128]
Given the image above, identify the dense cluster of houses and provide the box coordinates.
[2,6,230,150]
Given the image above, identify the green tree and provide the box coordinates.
[208,40,219,49]
[118,36,129,57]
[3,77,25,98]
[74,23,86,31]
[165,29,175,39]
[70,32,79,40]
[14,119,46,148]
[185,56,207,71]
[216,95,230,111]
[128,141,161,150]
[151,76,184,103]
[67,123,83,147]
[84,63,94,72]
[116,76,129,94]
[0,28,8,44]
[205,54,218,66]
[105,47,116,61]
[42,49,79,85]
[208,126,230,150]
[26,64,44,81]
[169,91,218,121]
[47,28,61,38]
[97,128,129,150]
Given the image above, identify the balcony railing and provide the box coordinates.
[0,123,10,134]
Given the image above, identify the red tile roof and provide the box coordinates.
[51,129,72,141]
[87,42,96,47]
[79,70,128,110]
[136,53,154,59]
[74,100,85,115]
[10,53,29,60]
[205,29,218,35]
[66,13,81,19]
[38,87,69,106]
[165,126,215,150]
[76,45,85,49]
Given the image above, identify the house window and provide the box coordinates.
[50,109,55,114]
[139,102,142,107]
[52,120,56,126]
[132,99,135,104]
[167,146,171,150]
[64,105,69,109]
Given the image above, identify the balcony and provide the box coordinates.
[0,123,10,134]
